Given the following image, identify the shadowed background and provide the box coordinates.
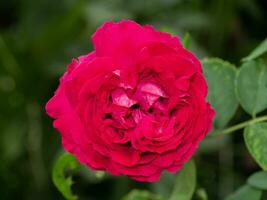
[0,0,267,199]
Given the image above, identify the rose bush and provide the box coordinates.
[46,20,215,182]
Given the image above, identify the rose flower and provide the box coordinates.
[46,20,215,182]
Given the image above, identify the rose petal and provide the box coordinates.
[92,20,181,66]
[112,88,137,108]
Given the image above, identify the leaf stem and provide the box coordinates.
[212,115,267,136]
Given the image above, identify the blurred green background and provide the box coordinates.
[0,0,267,199]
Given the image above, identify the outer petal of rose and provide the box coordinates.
[174,48,202,72]
[206,103,216,131]
[129,169,162,182]
[138,153,157,164]
[172,105,213,148]
[190,72,208,97]
[80,144,111,170]
[152,142,193,168]
[45,78,106,170]
[143,42,178,57]
[61,139,106,172]
[92,20,181,65]
[67,51,96,74]
[46,82,84,144]
[166,164,182,173]
[78,51,96,62]
[109,146,141,167]
[109,162,159,177]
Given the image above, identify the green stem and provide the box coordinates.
[212,115,267,136]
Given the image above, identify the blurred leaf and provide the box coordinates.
[160,27,177,36]
[182,32,191,49]
[0,35,21,77]
[175,11,211,30]
[196,188,208,200]
[31,0,86,60]
[224,185,262,200]
[169,159,196,200]
[95,171,105,179]
[237,0,263,19]
[202,58,238,128]
[152,172,176,199]
[242,38,267,62]
[85,2,132,26]
[2,121,25,163]
[244,123,267,170]
[247,171,267,190]
[52,152,80,200]
[79,165,107,183]
[123,190,165,200]
[236,60,267,116]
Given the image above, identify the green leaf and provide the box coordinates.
[169,159,196,200]
[242,38,267,62]
[202,58,238,128]
[224,185,262,200]
[247,171,267,190]
[244,123,267,170]
[182,32,191,49]
[152,172,176,199]
[123,190,165,200]
[236,60,267,116]
[195,188,208,200]
[52,153,80,200]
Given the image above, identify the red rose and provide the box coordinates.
[46,20,215,182]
